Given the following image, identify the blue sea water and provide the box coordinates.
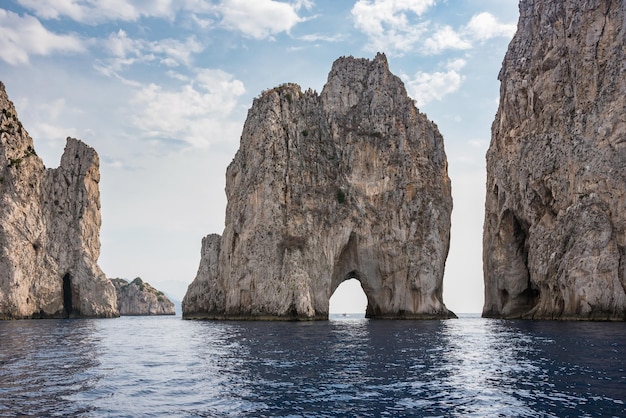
[1,314,625,417]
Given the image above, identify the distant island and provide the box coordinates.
[111,277,175,316]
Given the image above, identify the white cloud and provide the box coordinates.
[351,0,434,55]
[217,0,305,39]
[403,59,466,106]
[352,0,435,22]
[293,0,314,11]
[446,58,466,72]
[152,37,204,67]
[31,122,78,144]
[103,29,136,58]
[131,69,246,148]
[96,30,204,77]
[299,33,345,43]
[0,10,85,65]
[422,25,471,54]
[15,0,179,24]
[352,2,516,56]
[165,70,191,82]
[15,0,311,40]
[464,12,516,41]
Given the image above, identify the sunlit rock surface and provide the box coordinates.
[0,82,118,319]
[111,278,175,316]
[184,54,455,320]
[483,1,626,320]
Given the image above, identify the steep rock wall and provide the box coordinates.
[0,82,118,319]
[483,0,626,320]
[184,54,454,320]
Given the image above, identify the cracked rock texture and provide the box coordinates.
[184,54,454,320]
[111,277,175,316]
[483,0,626,320]
[0,82,118,319]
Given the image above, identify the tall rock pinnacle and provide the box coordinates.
[183,54,455,320]
[483,1,626,319]
[0,82,118,319]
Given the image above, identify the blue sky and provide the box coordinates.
[0,0,519,313]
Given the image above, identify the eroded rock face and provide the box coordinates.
[184,54,454,320]
[0,82,118,319]
[483,1,626,320]
[111,278,175,316]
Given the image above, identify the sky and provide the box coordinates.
[0,0,519,314]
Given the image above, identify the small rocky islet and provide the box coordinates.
[111,277,175,316]
[1,0,625,321]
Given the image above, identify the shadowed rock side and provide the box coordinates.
[0,82,118,319]
[483,0,626,320]
[111,278,175,316]
[184,54,455,320]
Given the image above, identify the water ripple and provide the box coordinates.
[1,315,625,417]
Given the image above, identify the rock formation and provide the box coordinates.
[483,1,626,320]
[184,54,454,320]
[111,277,175,316]
[0,82,118,319]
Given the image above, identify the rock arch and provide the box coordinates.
[328,233,390,318]
[183,54,455,320]
[329,277,367,314]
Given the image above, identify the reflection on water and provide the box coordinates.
[1,315,625,417]
[437,318,539,416]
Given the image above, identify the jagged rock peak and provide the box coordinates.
[1,82,16,116]
[111,278,175,316]
[483,0,626,320]
[0,81,118,319]
[183,54,454,320]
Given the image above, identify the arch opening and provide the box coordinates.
[329,277,367,316]
[62,273,73,317]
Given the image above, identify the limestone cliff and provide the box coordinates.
[111,278,175,316]
[483,1,626,319]
[0,82,118,319]
[184,54,454,320]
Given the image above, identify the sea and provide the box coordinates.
[1,314,624,417]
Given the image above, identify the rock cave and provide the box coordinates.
[62,273,74,318]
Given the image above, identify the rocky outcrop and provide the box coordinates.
[111,278,175,316]
[184,54,454,320]
[0,82,118,319]
[483,1,626,320]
